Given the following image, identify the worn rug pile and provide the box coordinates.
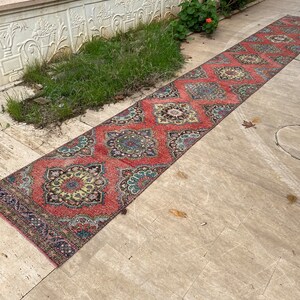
[1,15,300,266]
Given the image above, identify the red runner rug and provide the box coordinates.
[1,15,300,266]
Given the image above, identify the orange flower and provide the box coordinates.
[206,18,212,23]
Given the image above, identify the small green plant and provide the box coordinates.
[170,21,190,40]
[200,0,219,35]
[6,97,24,122]
[171,0,219,40]
[177,0,206,33]
[219,0,249,17]
[7,97,42,124]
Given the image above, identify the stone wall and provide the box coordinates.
[0,0,182,87]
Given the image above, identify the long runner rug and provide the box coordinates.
[1,15,300,266]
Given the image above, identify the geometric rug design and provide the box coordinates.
[1,15,300,266]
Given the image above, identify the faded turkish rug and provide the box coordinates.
[1,15,300,266]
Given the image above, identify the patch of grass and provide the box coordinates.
[6,97,24,122]
[22,61,48,83]
[8,21,184,127]
[7,98,42,124]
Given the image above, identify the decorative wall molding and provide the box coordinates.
[0,0,182,87]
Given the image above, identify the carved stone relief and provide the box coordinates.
[0,0,183,87]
